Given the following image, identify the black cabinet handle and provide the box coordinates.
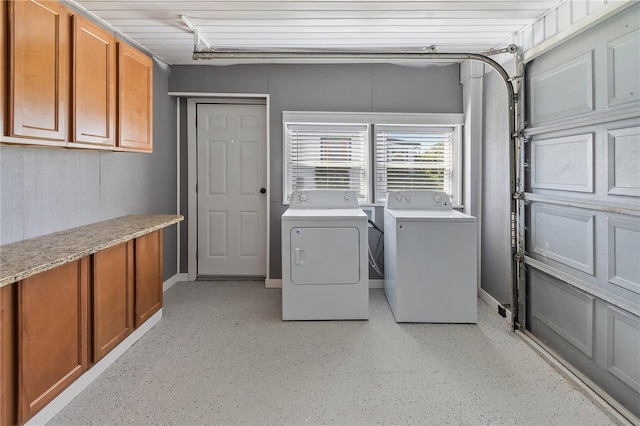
[260,188,266,194]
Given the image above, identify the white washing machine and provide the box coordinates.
[384,190,477,323]
[282,190,368,320]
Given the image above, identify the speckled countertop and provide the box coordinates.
[0,215,183,287]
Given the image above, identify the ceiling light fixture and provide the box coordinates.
[180,15,212,50]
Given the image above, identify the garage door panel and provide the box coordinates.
[530,51,594,124]
[607,126,640,197]
[606,306,640,392]
[608,217,640,296]
[531,203,595,275]
[606,29,640,108]
[530,269,595,357]
[531,133,594,193]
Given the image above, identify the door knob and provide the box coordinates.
[260,188,267,194]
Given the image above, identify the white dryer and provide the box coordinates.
[282,190,368,320]
[384,190,477,323]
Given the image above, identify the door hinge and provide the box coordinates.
[195,184,198,193]
[196,250,198,261]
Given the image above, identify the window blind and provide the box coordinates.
[375,126,454,203]
[285,123,368,201]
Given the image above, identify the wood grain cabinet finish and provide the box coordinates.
[17,259,88,423]
[8,0,70,141]
[72,15,116,147]
[92,242,134,363]
[1,284,17,426]
[118,42,153,152]
[135,231,162,327]
[1,0,6,137]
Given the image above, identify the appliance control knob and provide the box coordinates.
[405,195,411,202]
[433,194,443,204]
[395,193,403,201]
[344,193,351,201]
[299,193,308,202]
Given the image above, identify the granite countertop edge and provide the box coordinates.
[0,215,183,287]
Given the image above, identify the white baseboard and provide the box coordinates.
[369,279,384,288]
[163,273,188,292]
[25,309,163,426]
[266,278,384,289]
[478,287,512,324]
[265,278,282,288]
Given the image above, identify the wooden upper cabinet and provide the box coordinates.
[72,15,116,147]
[118,42,153,152]
[8,0,70,141]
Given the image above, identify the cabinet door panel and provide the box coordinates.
[118,42,153,152]
[8,0,69,141]
[18,259,88,423]
[135,231,162,327]
[73,15,116,146]
[1,0,6,137]
[1,284,17,426]
[92,242,133,362]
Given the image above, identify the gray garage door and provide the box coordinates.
[522,4,639,418]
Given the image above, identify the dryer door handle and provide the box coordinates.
[294,248,305,265]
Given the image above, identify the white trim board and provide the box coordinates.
[185,95,271,282]
[478,287,513,325]
[164,273,188,292]
[264,279,384,289]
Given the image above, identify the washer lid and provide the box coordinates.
[385,209,476,222]
[282,208,368,221]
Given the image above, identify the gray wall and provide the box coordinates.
[170,62,463,279]
[0,58,179,280]
[480,67,512,305]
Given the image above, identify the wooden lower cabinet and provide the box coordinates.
[1,230,164,424]
[17,259,89,423]
[134,231,163,327]
[1,284,17,426]
[92,241,134,363]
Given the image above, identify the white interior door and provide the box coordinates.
[197,104,267,276]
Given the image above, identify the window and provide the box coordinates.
[284,123,369,202]
[283,112,462,205]
[375,126,456,203]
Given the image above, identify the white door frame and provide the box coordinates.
[185,94,270,282]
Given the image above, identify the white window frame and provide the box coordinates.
[283,111,464,205]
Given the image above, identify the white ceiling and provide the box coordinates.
[70,0,566,65]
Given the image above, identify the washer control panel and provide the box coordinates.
[289,190,360,209]
[385,190,452,210]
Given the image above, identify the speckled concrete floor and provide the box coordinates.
[49,281,619,425]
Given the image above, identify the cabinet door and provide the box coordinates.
[8,0,69,141]
[1,0,6,137]
[72,15,116,147]
[18,259,88,423]
[118,42,153,152]
[1,284,17,426]
[135,231,163,327]
[92,241,133,362]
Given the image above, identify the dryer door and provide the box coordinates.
[290,227,360,285]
